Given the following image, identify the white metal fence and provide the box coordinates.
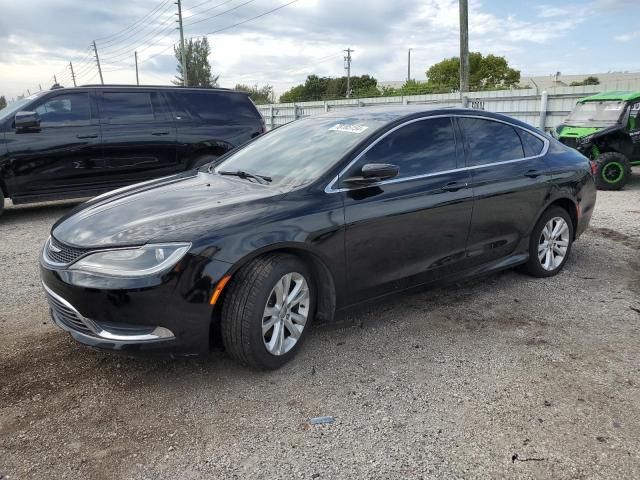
[257,79,640,131]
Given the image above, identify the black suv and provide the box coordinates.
[0,85,264,215]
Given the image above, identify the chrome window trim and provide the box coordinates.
[324,114,550,194]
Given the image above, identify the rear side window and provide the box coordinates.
[459,117,524,166]
[172,91,259,123]
[517,128,545,157]
[356,117,458,179]
[100,92,168,124]
[34,93,91,127]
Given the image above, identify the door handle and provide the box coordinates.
[441,181,467,192]
[76,134,98,139]
[524,169,543,178]
[151,131,170,136]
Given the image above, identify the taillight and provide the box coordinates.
[589,160,597,176]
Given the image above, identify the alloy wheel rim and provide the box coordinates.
[602,161,624,184]
[538,217,570,271]
[262,272,310,356]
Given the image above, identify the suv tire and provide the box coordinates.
[0,185,5,217]
[522,207,574,278]
[595,152,631,190]
[221,254,315,369]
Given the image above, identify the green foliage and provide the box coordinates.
[173,37,219,88]
[0,96,6,110]
[234,84,274,104]
[570,76,600,86]
[278,74,381,102]
[425,52,520,91]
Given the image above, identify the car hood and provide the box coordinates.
[52,171,286,247]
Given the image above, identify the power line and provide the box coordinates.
[100,25,177,66]
[185,0,257,27]
[196,0,298,36]
[183,0,235,19]
[95,0,172,44]
[99,16,176,59]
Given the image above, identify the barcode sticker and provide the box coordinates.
[329,124,369,134]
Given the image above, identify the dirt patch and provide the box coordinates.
[589,227,640,250]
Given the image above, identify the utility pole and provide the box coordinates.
[135,51,140,85]
[69,61,77,87]
[176,0,188,87]
[344,48,353,98]
[407,48,412,82]
[459,0,470,100]
[39,84,42,91]
[53,74,58,84]
[92,40,104,85]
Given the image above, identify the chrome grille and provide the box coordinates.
[45,290,95,336]
[46,237,89,265]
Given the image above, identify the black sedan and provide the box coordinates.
[40,106,597,368]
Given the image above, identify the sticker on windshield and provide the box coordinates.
[329,123,369,134]
[604,104,623,111]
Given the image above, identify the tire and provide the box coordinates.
[594,152,631,191]
[0,185,4,217]
[190,154,218,170]
[522,207,574,278]
[221,254,315,369]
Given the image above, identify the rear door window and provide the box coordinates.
[172,91,259,123]
[100,91,168,124]
[34,93,91,127]
[517,128,545,157]
[459,117,524,166]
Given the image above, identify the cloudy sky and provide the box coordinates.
[0,0,639,99]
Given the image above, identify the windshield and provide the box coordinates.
[0,92,46,122]
[214,115,386,187]
[566,100,626,126]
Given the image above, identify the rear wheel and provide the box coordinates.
[522,207,574,278]
[221,254,314,369]
[594,152,630,190]
[0,185,5,217]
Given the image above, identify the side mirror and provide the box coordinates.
[344,163,400,185]
[15,111,40,131]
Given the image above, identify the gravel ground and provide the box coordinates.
[1,173,639,480]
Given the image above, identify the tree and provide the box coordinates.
[279,74,381,102]
[425,52,520,91]
[173,37,219,87]
[570,76,600,86]
[0,96,6,110]
[234,84,274,104]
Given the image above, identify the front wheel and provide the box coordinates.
[522,207,574,278]
[594,152,631,190]
[220,254,315,369]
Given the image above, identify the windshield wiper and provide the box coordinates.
[217,170,272,185]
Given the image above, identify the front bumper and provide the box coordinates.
[39,254,233,354]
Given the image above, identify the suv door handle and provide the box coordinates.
[441,181,467,192]
[76,134,98,139]
[151,131,170,136]
[524,169,543,178]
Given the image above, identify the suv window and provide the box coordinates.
[100,91,167,124]
[34,93,91,127]
[355,117,457,179]
[459,117,524,166]
[172,91,258,123]
[517,128,545,157]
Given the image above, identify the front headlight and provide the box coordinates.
[579,135,593,145]
[70,243,191,277]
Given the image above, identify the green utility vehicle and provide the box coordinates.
[555,91,640,190]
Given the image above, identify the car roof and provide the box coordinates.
[579,91,640,103]
[311,104,539,131]
[52,85,249,96]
